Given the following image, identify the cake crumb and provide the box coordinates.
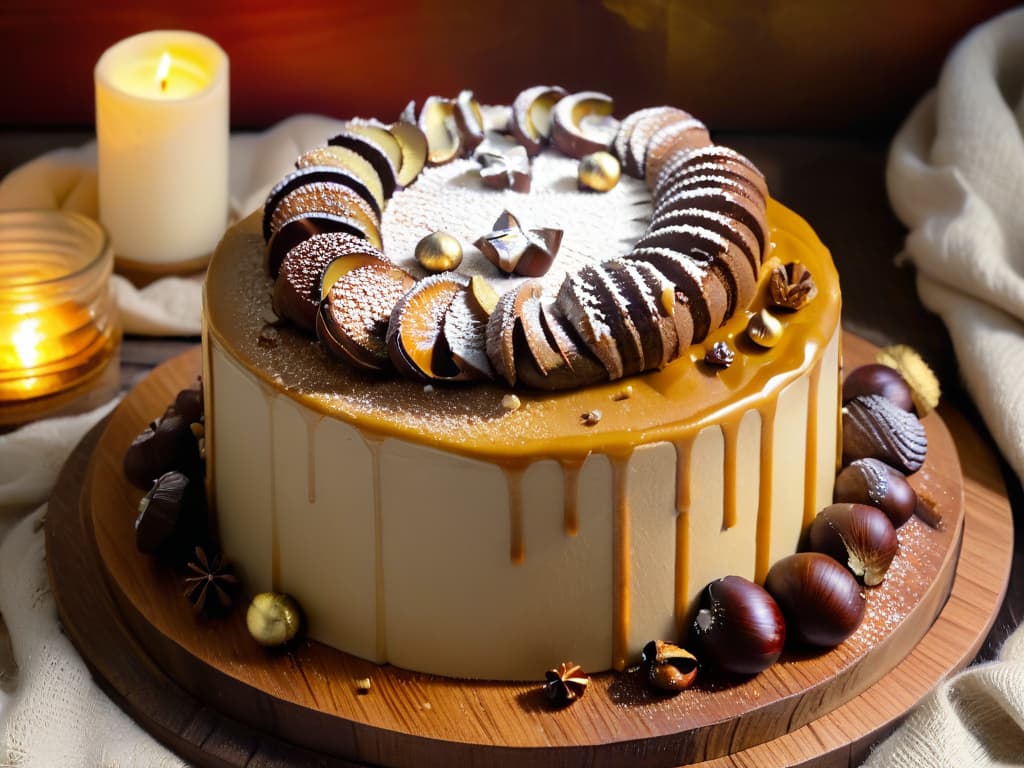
[581,410,602,427]
[501,394,521,412]
[356,677,372,694]
[612,385,633,401]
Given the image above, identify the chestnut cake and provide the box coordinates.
[201,90,841,680]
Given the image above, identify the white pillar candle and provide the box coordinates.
[95,30,229,267]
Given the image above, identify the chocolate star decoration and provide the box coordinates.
[474,210,563,278]
[184,546,239,617]
[478,145,532,193]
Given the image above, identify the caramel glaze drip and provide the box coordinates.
[505,463,529,565]
[610,451,633,672]
[673,438,693,633]
[363,434,388,661]
[755,402,777,583]
[560,456,586,537]
[721,420,741,530]
[204,199,841,669]
[803,362,823,527]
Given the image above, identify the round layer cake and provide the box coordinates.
[202,92,840,680]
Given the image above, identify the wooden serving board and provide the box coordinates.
[45,333,1014,767]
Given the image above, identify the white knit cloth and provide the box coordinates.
[0,117,343,765]
[865,7,1024,767]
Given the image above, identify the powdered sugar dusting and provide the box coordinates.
[381,151,651,300]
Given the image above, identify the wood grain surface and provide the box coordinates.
[44,332,1014,767]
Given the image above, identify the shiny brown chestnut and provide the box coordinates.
[807,503,898,586]
[843,364,914,412]
[691,575,786,676]
[834,457,916,527]
[764,553,866,648]
[641,640,698,692]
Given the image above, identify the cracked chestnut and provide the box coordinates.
[641,640,698,692]
[807,503,899,587]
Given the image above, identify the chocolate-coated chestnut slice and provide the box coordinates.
[808,503,898,586]
[691,575,785,676]
[765,553,865,648]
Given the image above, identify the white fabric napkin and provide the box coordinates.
[0,116,343,765]
[866,7,1024,767]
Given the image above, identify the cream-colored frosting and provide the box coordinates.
[203,158,841,679]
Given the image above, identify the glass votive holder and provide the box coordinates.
[0,210,121,426]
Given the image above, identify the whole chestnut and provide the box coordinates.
[690,575,785,676]
[843,364,914,412]
[834,458,916,527]
[807,503,898,586]
[764,553,865,648]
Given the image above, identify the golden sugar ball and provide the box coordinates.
[246,592,302,647]
[747,309,784,349]
[578,151,621,193]
[415,231,463,273]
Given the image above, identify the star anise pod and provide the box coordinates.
[184,547,238,617]
[544,661,589,706]
[769,261,817,311]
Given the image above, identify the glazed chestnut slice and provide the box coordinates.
[273,232,388,333]
[387,273,470,380]
[386,120,429,187]
[266,213,374,280]
[843,364,915,413]
[765,553,866,648]
[653,186,768,258]
[642,119,712,188]
[622,107,694,179]
[555,264,644,380]
[442,280,495,380]
[328,128,399,200]
[654,145,768,203]
[550,91,618,159]
[650,207,761,282]
[317,261,416,372]
[807,503,899,586]
[834,457,919,527]
[623,246,728,343]
[295,144,386,213]
[266,183,382,257]
[604,259,678,370]
[417,95,460,165]
[510,85,568,156]
[262,165,380,242]
[691,575,785,677]
[635,223,756,315]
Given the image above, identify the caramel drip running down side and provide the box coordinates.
[300,410,322,505]
[505,464,527,565]
[610,452,633,672]
[264,386,281,592]
[721,420,741,530]
[803,361,823,527]
[673,438,693,632]
[560,457,585,537]
[363,435,388,661]
[755,403,777,583]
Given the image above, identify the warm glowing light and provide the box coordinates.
[11,318,44,368]
[155,51,171,92]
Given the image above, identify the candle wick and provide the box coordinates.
[160,78,168,93]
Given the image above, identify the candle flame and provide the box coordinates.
[12,317,44,369]
[155,51,171,93]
